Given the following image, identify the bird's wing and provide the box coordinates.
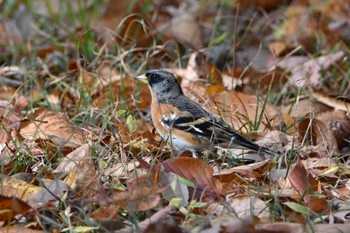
[162,96,277,155]
[162,115,214,137]
[161,96,234,143]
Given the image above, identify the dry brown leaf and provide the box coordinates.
[0,104,22,144]
[311,0,350,22]
[276,4,330,51]
[0,227,44,233]
[112,174,166,212]
[298,117,338,153]
[0,195,32,221]
[221,215,259,233]
[143,215,182,233]
[116,14,154,48]
[288,157,315,203]
[236,45,279,72]
[94,0,147,46]
[307,197,328,213]
[119,206,178,233]
[20,109,84,148]
[311,92,350,112]
[331,200,350,223]
[1,175,70,209]
[0,86,17,101]
[53,144,90,173]
[259,223,350,232]
[214,160,271,183]
[268,41,290,57]
[329,119,350,149]
[53,144,100,197]
[1,175,42,202]
[89,203,119,220]
[205,91,280,133]
[94,75,151,111]
[162,157,222,197]
[301,157,337,170]
[257,222,305,233]
[28,179,71,208]
[103,162,139,178]
[168,13,203,50]
[281,5,314,38]
[206,84,225,97]
[172,53,201,89]
[277,51,344,89]
[314,224,350,232]
[231,195,270,219]
[63,163,100,198]
[282,97,332,119]
[208,195,270,221]
[158,168,189,206]
[269,169,298,195]
[235,0,289,11]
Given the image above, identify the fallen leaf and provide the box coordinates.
[205,91,280,133]
[168,13,203,50]
[277,51,344,89]
[282,98,332,119]
[298,117,338,153]
[331,200,350,223]
[94,0,147,46]
[301,157,337,170]
[0,227,44,233]
[0,103,22,144]
[311,92,350,112]
[162,157,222,199]
[65,162,100,198]
[112,174,167,212]
[328,119,350,149]
[118,206,178,233]
[0,195,32,221]
[235,0,289,11]
[1,175,42,202]
[89,203,119,220]
[53,144,90,173]
[288,157,316,203]
[20,109,84,148]
[307,197,328,213]
[206,195,270,220]
[143,215,182,233]
[206,84,225,97]
[268,41,291,57]
[160,171,189,207]
[230,195,270,219]
[28,179,70,208]
[214,160,271,183]
[259,223,350,233]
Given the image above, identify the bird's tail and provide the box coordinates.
[229,133,280,156]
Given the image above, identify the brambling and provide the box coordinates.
[135,69,277,156]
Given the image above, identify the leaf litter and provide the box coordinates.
[0,0,350,232]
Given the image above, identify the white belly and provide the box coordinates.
[158,131,203,152]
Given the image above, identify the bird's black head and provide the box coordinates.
[135,69,184,101]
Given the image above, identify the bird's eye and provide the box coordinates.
[148,73,164,84]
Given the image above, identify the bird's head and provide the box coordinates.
[135,69,184,101]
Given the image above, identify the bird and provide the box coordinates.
[135,69,278,157]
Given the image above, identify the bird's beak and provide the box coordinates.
[134,74,148,84]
